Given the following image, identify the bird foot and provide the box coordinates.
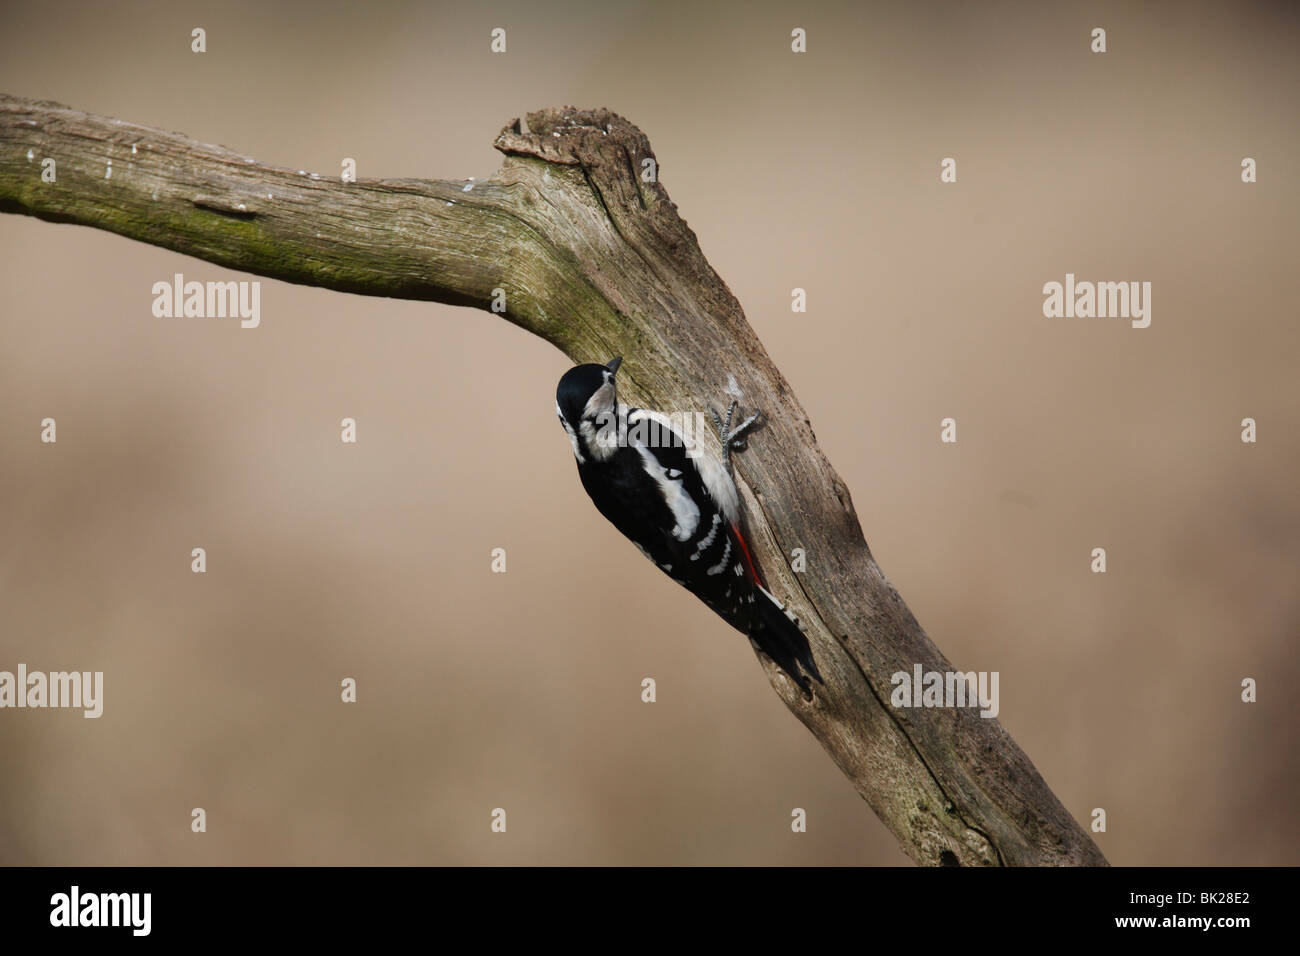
[710,399,762,471]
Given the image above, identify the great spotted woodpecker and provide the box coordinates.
[555,356,822,695]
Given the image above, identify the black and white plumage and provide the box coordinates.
[555,357,821,695]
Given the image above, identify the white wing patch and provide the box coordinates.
[627,407,741,523]
[633,441,700,541]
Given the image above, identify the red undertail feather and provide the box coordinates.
[730,522,765,588]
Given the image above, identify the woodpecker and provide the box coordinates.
[555,356,822,695]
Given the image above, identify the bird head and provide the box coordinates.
[556,357,622,462]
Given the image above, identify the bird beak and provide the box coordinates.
[605,356,623,374]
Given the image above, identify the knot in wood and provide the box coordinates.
[495,106,657,195]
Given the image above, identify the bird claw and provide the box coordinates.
[711,399,762,471]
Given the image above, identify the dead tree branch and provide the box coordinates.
[0,94,1106,866]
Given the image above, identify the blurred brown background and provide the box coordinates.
[1,0,1296,865]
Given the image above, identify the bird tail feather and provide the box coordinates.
[752,585,823,695]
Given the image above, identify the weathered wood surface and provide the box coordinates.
[0,94,1107,865]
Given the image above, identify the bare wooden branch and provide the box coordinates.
[0,93,1107,866]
